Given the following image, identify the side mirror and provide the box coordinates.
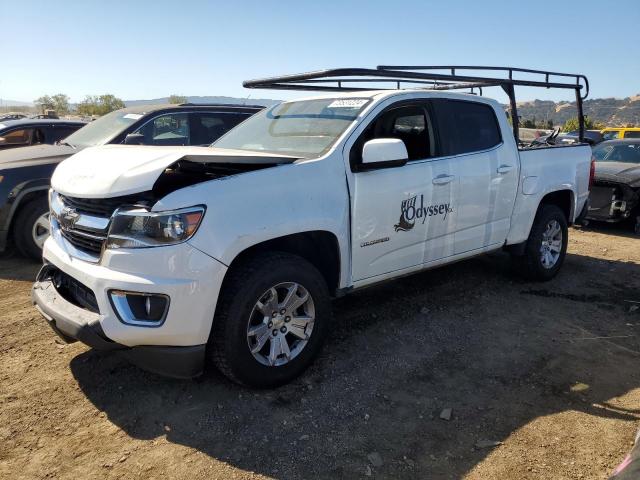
[124,133,145,145]
[361,138,408,170]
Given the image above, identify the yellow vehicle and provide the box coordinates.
[601,127,640,140]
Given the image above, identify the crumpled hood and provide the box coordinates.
[0,143,76,169]
[51,144,297,198]
[594,161,640,187]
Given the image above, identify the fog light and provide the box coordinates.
[108,290,169,327]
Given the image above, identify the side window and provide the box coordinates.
[624,131,640,139]
[351,104,434,167]
[134,113,189,146]
[435,100,502,156]
[189,112,250,146]
[0,128,33,146]
[602,131,620,141]
[50,126,80,143]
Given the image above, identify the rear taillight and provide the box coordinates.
[589,155,596,190]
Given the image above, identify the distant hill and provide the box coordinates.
[0,99,33,107]
[515,96,640,127]
[124,95,281,108]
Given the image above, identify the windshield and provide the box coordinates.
[64,110,142,148]
[593,143,640,163]
[212,98,371,158]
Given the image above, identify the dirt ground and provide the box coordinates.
[1,224,640,480]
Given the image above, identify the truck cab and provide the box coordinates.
[32,66,593,387]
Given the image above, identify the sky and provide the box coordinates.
[2,0,639,105]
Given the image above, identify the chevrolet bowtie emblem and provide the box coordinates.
[58,206,80,230]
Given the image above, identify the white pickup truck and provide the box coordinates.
[32,66,593,387]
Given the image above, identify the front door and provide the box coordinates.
[349,102,457,282]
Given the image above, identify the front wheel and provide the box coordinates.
[512,204,568,281]
[13,197,50,261]
[209,252,331,387]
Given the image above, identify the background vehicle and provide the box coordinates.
[33,66,592,387]
[0,103,263,259]
[0,113,28,121]
[0,119,85,150]
[587,139,640,232]
[556,129,603,145]
[602,127,640,140]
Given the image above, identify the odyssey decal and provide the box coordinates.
[394,195,453,232]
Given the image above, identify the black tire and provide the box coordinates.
[209,251,331,388]
[512,204,568,281]
[12,196,49,261]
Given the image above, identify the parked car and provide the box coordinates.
[32,66,592,387]
[0,103,264,259]
[586,139,640,232]
[0,119,85,150]
[602,127,640,140]
[0,113,28,121]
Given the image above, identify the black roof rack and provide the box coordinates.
[243,65,589,142]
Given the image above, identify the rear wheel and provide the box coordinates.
[512,204,568,281]
[13,197,50,261]
[209,252,331,387]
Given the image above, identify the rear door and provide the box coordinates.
[348,100,458,281]
[432,99,518,254]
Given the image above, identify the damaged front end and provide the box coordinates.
[587,179,640,229]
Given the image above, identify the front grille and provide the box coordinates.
[55,192,155,257]
[60,193,154,217]
[61,228,106,254]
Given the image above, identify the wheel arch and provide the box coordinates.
[223,231,342,296]
[539,189,575,224]
[4,184,50,247]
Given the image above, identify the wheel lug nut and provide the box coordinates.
[280,326,287,333]
[268,321,273,328]
[272,329,278,336]
[272,312,277,318]
[285,316,291,322]
[280,309,286,314]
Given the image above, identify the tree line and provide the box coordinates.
[34,93,188,116]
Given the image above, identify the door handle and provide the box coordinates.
[432,174,455,185]
[497,165,514,174]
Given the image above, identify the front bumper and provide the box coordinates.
[33,235,228,378]
[32,274,206,378]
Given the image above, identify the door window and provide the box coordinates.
[351,104,435,167]
[50,126,81,143]
[602,130,621,141]
[624,131,640,139]
[0,128,33,146]
[134,113,189,146]
[435,100,502,156]
[189,112,250,145]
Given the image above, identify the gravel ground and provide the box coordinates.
[1,225,639,479]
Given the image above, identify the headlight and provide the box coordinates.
[106,206,205,249]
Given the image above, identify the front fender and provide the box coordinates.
[154,154,351,284]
